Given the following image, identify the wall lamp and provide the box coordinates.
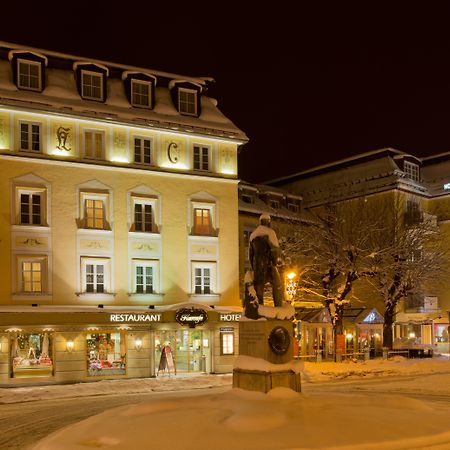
[66,339,75,353]
[135,338,143,351]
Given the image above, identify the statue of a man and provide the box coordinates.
[248,214,284,308]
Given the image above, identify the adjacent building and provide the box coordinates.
[0,41,247,384]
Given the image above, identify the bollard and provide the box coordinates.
[382,347,388,360]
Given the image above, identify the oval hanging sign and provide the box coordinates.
[175,308,208,328]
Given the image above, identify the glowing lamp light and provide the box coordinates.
[287,272,296,280]
[408,332,416,338]
[346,333,354,339]
[66,340,74,352]
[135,338,143,351]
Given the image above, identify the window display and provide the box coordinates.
[87,332,126,377]
[11,332,53,378]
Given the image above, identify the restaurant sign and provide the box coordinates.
[110,314,162,323]
[175,308,208,328]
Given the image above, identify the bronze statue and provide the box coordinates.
[244,214,284,318]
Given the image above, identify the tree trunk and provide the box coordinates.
[383,305,395,349]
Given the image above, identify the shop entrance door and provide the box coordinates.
[155,330,204,374]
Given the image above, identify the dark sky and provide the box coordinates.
[3,4,450,183]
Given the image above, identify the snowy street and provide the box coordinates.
[0,357,449,449]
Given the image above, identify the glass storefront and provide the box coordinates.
[434,324,449,354]
[11,332,53,378]
[86,332,126,377]
[155,330,205,374]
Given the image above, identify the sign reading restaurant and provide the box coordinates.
[110,314,162,322]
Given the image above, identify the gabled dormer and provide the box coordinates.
[122,71,156,109]
[73,61,109,102]
[169,80,202,117]
[399,155,422,182]
[8,50,48,92]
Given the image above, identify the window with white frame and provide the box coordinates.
[81,257,110,293]
[179,88,197,115]
[220,332,235,355]
[190,200,216,236]
[131,79,152,108]
[81,70,103,101]
[17,255,47,293]
[15,186,46,226]
[20,122,41,152]
[132,259,159,294]
[79,192,110,230]
[193,145,210,171]
[192,261,216,295]
[84,130,105,160]
[17,59,41,91]
[131,196,157,232]
[404,161,420,181]
[134,137,152,165]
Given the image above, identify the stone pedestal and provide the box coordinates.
[233,318,301,393]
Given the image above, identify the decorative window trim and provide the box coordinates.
[129,195,159,233]
[220,331,235,355]
[131,79,153,109]
[83,129,105,160]
[15,254,48,294]
[17,58,42,91]
[14,186,47,226]
[130,258,160,295]
[192,144,211,172]
[79,191,111,230]
[80,256,112,295]
[178,87,198,116]
[80,69,104,101]
[133,136,153,165]
[191,261,217,295]
[19,121,42,153]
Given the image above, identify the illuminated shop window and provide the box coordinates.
[17,59,42,91]
[19,122,41,153]
[221,332,234,355]
[11,332,53,378]
[86,332,126,377]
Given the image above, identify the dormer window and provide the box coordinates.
[404,161,420,182]
[131,80,151,108]
[179,88,197,115]
[241,193,254,204]
[73,62,108,102]
[18,59,42,91]
[81,70,103,101]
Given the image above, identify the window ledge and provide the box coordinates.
[76,293,116,301]
[188,234,219,241]
[188,294,221,303]
[77,228,113,235]
[11,224,50,232]
[128,293,164,302]
[12,293,53,301]
[128,231,160,237]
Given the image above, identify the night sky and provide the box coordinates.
[3,4,450,183]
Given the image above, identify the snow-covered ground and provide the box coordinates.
[7,356,450,450]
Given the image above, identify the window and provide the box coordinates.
[405,200,422,225]
[81,70,103,101]
[134,137,152,165]
[17,59,41,91]
[133,260,157,294]
[18,190,44,225]
[193,145,210,171]
[79,192,110,230]
[84,130,104,159]
[220,332,235,355]
[192,262,216,295]
[87,332,126,377]
[130,195,158,233]
[241,194,253,204]
[20,122,41,152]
[179,88,197,115]
[287,202,299,213]
[404,161,420,182]
[81,258,110,293]
[131,79,152,108]
[16,255,47,293]
[193,208,211,235]
[269,199,280,209]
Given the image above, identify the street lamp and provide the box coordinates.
[285,270,298,302]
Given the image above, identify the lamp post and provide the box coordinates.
[285,270,298,302]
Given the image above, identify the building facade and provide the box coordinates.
[271,148,450,354]
[0,42,247,384]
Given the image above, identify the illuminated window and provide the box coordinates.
[192,262,216,295]
[81,70,103,101]
[189,197,217,237]
[179,88,197,115]
[81,257,110,293]
[20,122,41,153]
[193,208,211,235]
[193,145,210,171]
[84,130,104,160]
[404,161,420,182]
[16,255,47,293]
[79,191,110,230]
[87,332,126,377]
[131,80,152,108]
[221,332,234,355]
[134,137,152,165]
[17,59,41,91]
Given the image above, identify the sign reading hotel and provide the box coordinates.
[219,313,241,321]
[175,308,208,328]
[110,313,162,323]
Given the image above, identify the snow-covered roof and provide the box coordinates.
[73,61,110,75]
[8,49,48,65]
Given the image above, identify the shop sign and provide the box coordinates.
[175,308,208,328]
[110,313,162,323]
[219,313,241,321]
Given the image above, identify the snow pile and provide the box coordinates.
[258,302,295,320]
[234,355,304,373]
[32,386,450,450]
